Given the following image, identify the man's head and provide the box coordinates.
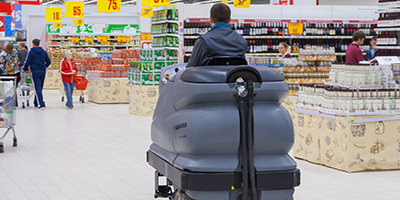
[210,3,231,27]
[19,42,27,50]
[0,41,4,50]
[370,36,377,47]
[32,39,40,47]
[352,31,366,46]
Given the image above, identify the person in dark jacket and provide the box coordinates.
[23,39,51,110]
[365,36,378,61]
[18,43,28,68]
[186,3,248,67]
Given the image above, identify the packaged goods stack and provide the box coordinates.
[85,49,139,104]
[376,0,400,56]
[128,9,179,116]
[293,62,400,172]
[184,19,376,63]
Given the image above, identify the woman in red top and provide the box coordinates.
[59,51,77,109]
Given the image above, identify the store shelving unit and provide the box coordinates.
[376,0,400,56]
[184,18,377,63]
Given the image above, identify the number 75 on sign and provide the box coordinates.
[98,0,121,13]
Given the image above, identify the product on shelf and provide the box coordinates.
[84,49,139,78]
[298,49,337,62]
[151,23,179,35]
[298,84,400,114]
[152,36,179,48]
[151,9,179,22]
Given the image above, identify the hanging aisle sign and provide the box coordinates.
[221,0,228,5]
[141,7,153,18]
[97,0,121,13]
[45,8,62,22]
[65,1,84,18]
[234,0,251,8]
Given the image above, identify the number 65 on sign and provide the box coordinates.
[98,0,121,13]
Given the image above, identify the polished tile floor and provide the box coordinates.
[0,90,398,200]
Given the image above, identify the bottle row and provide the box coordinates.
[183,22,376,36]
[151,9,179,22]
[151,23,179,35]
[152,36,179,48]
[184,39,371,54]
[298,86,400,112]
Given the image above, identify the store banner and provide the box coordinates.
[4,16,13,37]
[0,3,13,15]
[141,7,153,18]
[234,0,251,8]
[46,24,140,34]
[97,0,121,13]
[15,0,41,5]
[271,0,294,5]
[0,16,5,36]
[14,4,22,30]
[65,1,84,18]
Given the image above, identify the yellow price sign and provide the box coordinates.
[288,22,304,35]
[45,8,62,22]
[221,0,228,5]
[142,0,151,6]
[71,37,80,43]
[98,36,108,43]
[85,37,94,43]
[97,0,121,13]
[141,7,153,18]
[65,1,84,18]
[73,18,84,26]
[52,22,62,29]
[141,33,151,41]
[234,0,251,8]
[117,36,126,43]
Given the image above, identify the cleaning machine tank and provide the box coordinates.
[147,64,300,200]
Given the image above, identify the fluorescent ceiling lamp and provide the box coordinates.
[84,0,98,4]
[42,0,61,5]
[121,0,137,5]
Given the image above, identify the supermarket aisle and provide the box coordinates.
[0,90,398,200]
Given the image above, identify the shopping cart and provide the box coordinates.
[61,75,89,103]
[17,71,35,109]
[0,76,17,153]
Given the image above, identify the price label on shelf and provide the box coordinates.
[70,37,79,43]
[85,37,94,43]
[117,36,126,42]
[98,35,108,43]
[52,22,62,29]
[97,0,121,13]
[288,22,303,35]
[141,32,151,40]
[65,1,84,18]
[141,7,153,18]
[73,18,84,26]
[45,8,62,22]
[234,0,251,8]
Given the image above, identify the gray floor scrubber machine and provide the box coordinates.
[147,58,300,200]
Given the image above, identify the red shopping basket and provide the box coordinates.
[75,76,89,90]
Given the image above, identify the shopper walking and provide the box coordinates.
[17,43,28,68]
[23,39,51,110]
[346,31,366,63]
[0,41,4,53]
[0,43,21,106]
[186,3,248,67]
[365,36,378,61]
[59,51,77,109]
[279,42,291,58]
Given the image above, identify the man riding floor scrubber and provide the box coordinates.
[147,59,301,200]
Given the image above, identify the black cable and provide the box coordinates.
[238,96,249,200]
[247,81,257,200]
